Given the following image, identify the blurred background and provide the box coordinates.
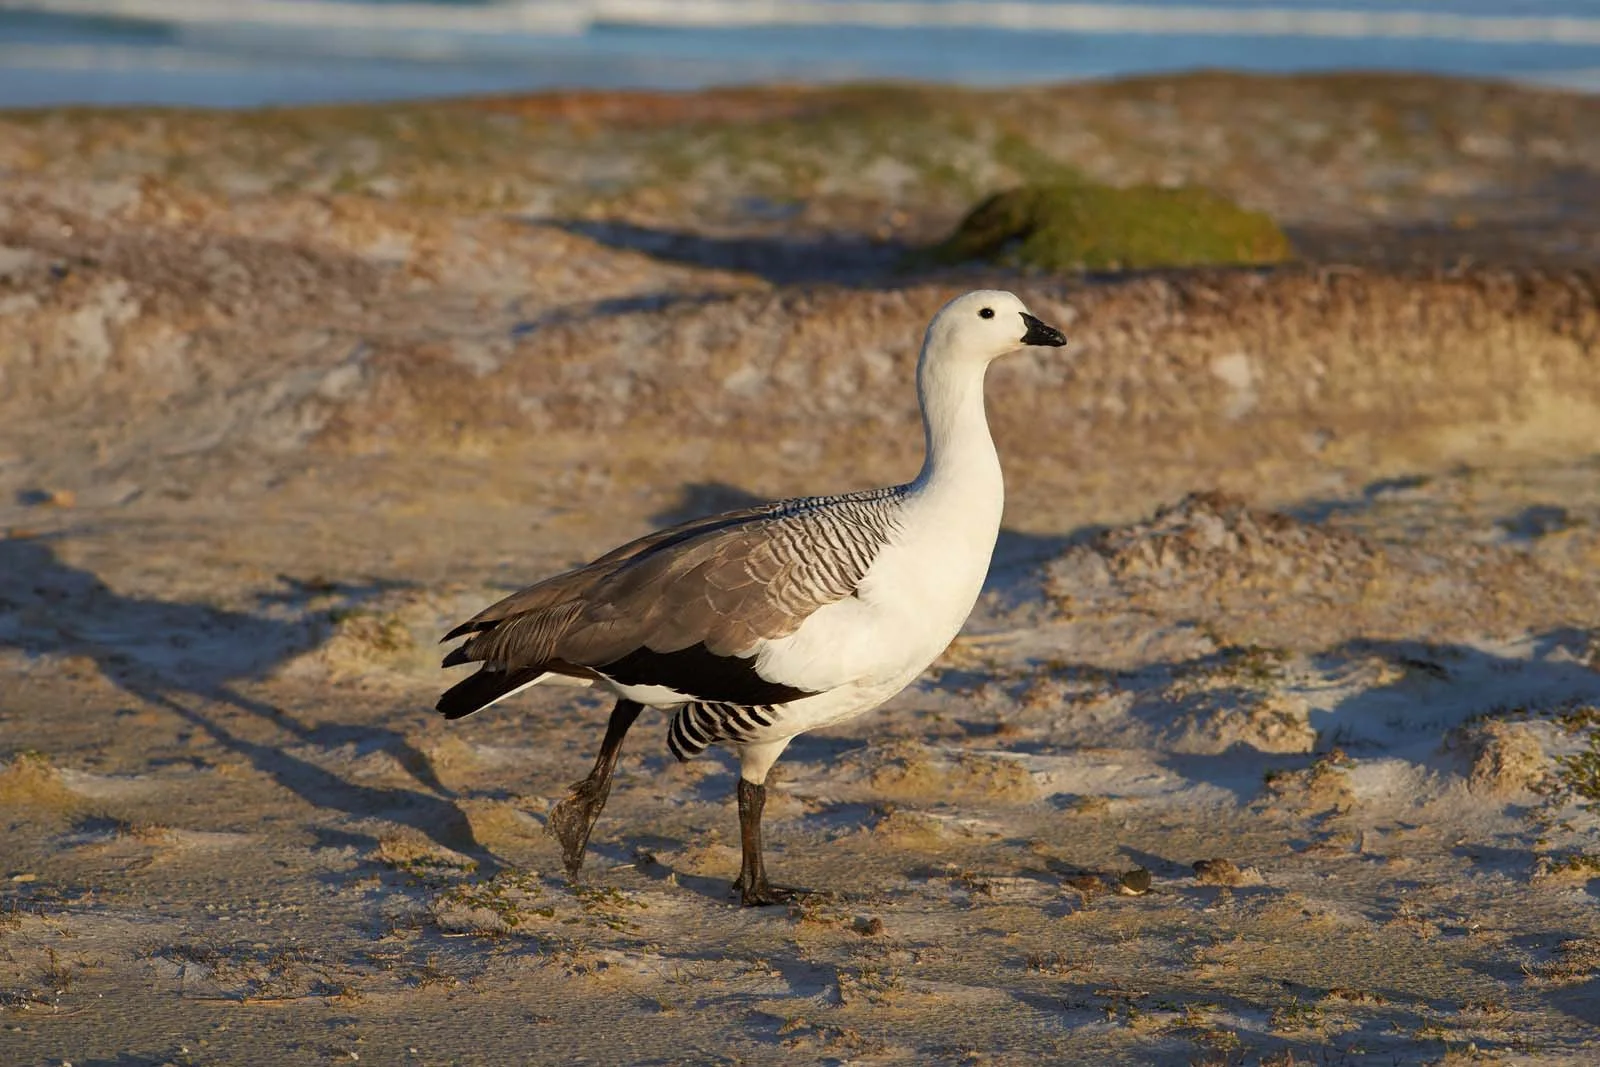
[4,0,1600,108]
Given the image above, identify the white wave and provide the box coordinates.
[6,0,1600,46]
[593,1,1600,45]
[1521,66,1600,90]
[0,41,264,71]
[0,0,586,36]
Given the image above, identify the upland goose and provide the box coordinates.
[438,290,1067,905]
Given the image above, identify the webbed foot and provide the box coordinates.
[544,698,644,876]
[547,775,611,875]
[735,877,809,907]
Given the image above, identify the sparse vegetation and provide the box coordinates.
[427,872,649,940]
[374,834,478,883]
[1269,997,1328,1034]
[0,751,75,809]
[1523,938,1600,986]
[1264,747,1357,813]
[1532,851,1600,881]
[1023,950,1087,975]
[1554,725,1600,811]
[836,964,906,1006]
[1061,794,1111,816]
[407,956,459,990]
[140,941,356,1003]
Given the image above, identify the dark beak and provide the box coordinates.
[1020,312,1067,347]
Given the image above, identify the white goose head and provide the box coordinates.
[921,289,1067,369]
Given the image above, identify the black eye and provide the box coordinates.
[978,307,994,319]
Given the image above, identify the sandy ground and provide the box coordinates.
[2,75,1600,1065]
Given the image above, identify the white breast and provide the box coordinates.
[753,477,1003,699]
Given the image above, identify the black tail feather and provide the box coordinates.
[440,619,493,643]
[435,666,544,721]
[440,644,475,669]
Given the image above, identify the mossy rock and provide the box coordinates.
[928,181,1293,272]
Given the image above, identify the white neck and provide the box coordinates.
[911,350,1002,501]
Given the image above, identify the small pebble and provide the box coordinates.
[27,488,76,509]
[1117,868,1152,895]
[1193,858,1241,885]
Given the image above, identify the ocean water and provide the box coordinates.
[2,0,1599,108]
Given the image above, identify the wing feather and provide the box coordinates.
[438,487,905,706]
[440,502,784,642]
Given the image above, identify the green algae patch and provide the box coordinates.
[928,181,1293,272]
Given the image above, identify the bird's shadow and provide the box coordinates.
[0,536,492,865]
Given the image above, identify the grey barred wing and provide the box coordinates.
[556,489,906,669]
[436,488,906,717]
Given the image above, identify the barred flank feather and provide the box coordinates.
[667,701,779,761]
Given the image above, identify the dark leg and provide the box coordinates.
[547,698,643,875]
[734,777,800,907]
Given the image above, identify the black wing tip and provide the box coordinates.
[441,644,474,669]
[440,620,486,644]
[435,666,542,721]
[433,684,475,719]
[435,697,482,721]
[435,675,493,720]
